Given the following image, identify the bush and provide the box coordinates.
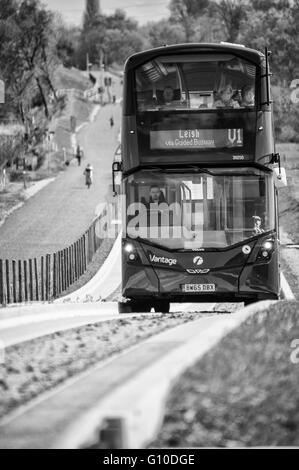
[0,133,23,167]
[9,170,27,182]
[279,125,299,143]
[273,86,299,143]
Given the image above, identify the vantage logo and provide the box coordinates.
[186,269,210,274]
[149,253,177,266]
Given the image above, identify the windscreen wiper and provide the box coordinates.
[184,165,215,175]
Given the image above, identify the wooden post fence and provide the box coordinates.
[0,202,114,307]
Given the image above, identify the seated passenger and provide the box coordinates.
[252,215,264,235]
[141,186,168,228]
[214,85,240,109]
[241,85,255,107]
[160,86,175,108]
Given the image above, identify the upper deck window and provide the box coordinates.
[135,54,256,112]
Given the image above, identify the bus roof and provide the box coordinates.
[124,43,264,71]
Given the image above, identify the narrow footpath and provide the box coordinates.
[0,102,120,259]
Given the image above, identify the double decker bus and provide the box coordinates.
[113,43,286,313]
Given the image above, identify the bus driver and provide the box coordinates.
[149,185,167,204]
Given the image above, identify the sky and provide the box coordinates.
[43,0,170,26]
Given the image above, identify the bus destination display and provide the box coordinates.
[150,128,243,149]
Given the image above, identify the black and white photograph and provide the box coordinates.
[0,0,298,458]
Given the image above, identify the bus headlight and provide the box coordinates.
[124,243,141,264]
[257,239,275,261]
[124,243,134,253]
[262,240,274,251]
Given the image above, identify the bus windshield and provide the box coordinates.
[125,168,275,250]
[136,53,256,112]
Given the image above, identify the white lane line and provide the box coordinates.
[0,306,117,330]
[172,302,217,313]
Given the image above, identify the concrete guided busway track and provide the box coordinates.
[0,228,295,448]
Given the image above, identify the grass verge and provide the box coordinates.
[150,301,299,447]
[0,312,212,419]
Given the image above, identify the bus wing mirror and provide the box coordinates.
[273,166,287,188]
[112,161,122,196]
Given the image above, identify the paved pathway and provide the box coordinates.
[0,100,121,259]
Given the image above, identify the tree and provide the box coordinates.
[144,19,185,48]
[105,9,138,31]
[83,0,101,31]
[103,28,147,65]
[77,8,144,69]
[209,0,249,43]
[11,0,57,118]
[55,20,80,68]
[240,0,296,83]
[251,0,290,11]
[169,0,210,42]
[0,0,62,125]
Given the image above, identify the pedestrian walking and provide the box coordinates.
[110,116,114,128]
[76,144,83,166]
[84,163,93,189]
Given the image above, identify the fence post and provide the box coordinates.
[60,251,63,292]
[80,238,84,274]
[61,250,65,292]
[68,247,72,286]
[0,260,4,306]
[23,260,28,302]
[18,260,22,303]
[83,235,87,271]
[65,249,68,289]
[28,259,33,301]
[77,240,81,278]
[34,258,39,301]
[64,249,69,289]
[74,243,78,281]
[77,241,81,277]
[70,245,74,285]
[12,260,17,303]
[46,254,50,300]
[53,253,57,298]
[61,250,64,294]
[64,249,67,290]
[5,260,10,304]
[56,252,60,295]
[95,219,101,250]
[41,256,45,301]
[81,237,85,274]
[91,223,96,257]
[87,228,91,263]
[67,248,71,288]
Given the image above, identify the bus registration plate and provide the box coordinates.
[182,284,215,292]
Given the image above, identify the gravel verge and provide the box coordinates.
[150,301,299,447]
[0,312,215,419]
